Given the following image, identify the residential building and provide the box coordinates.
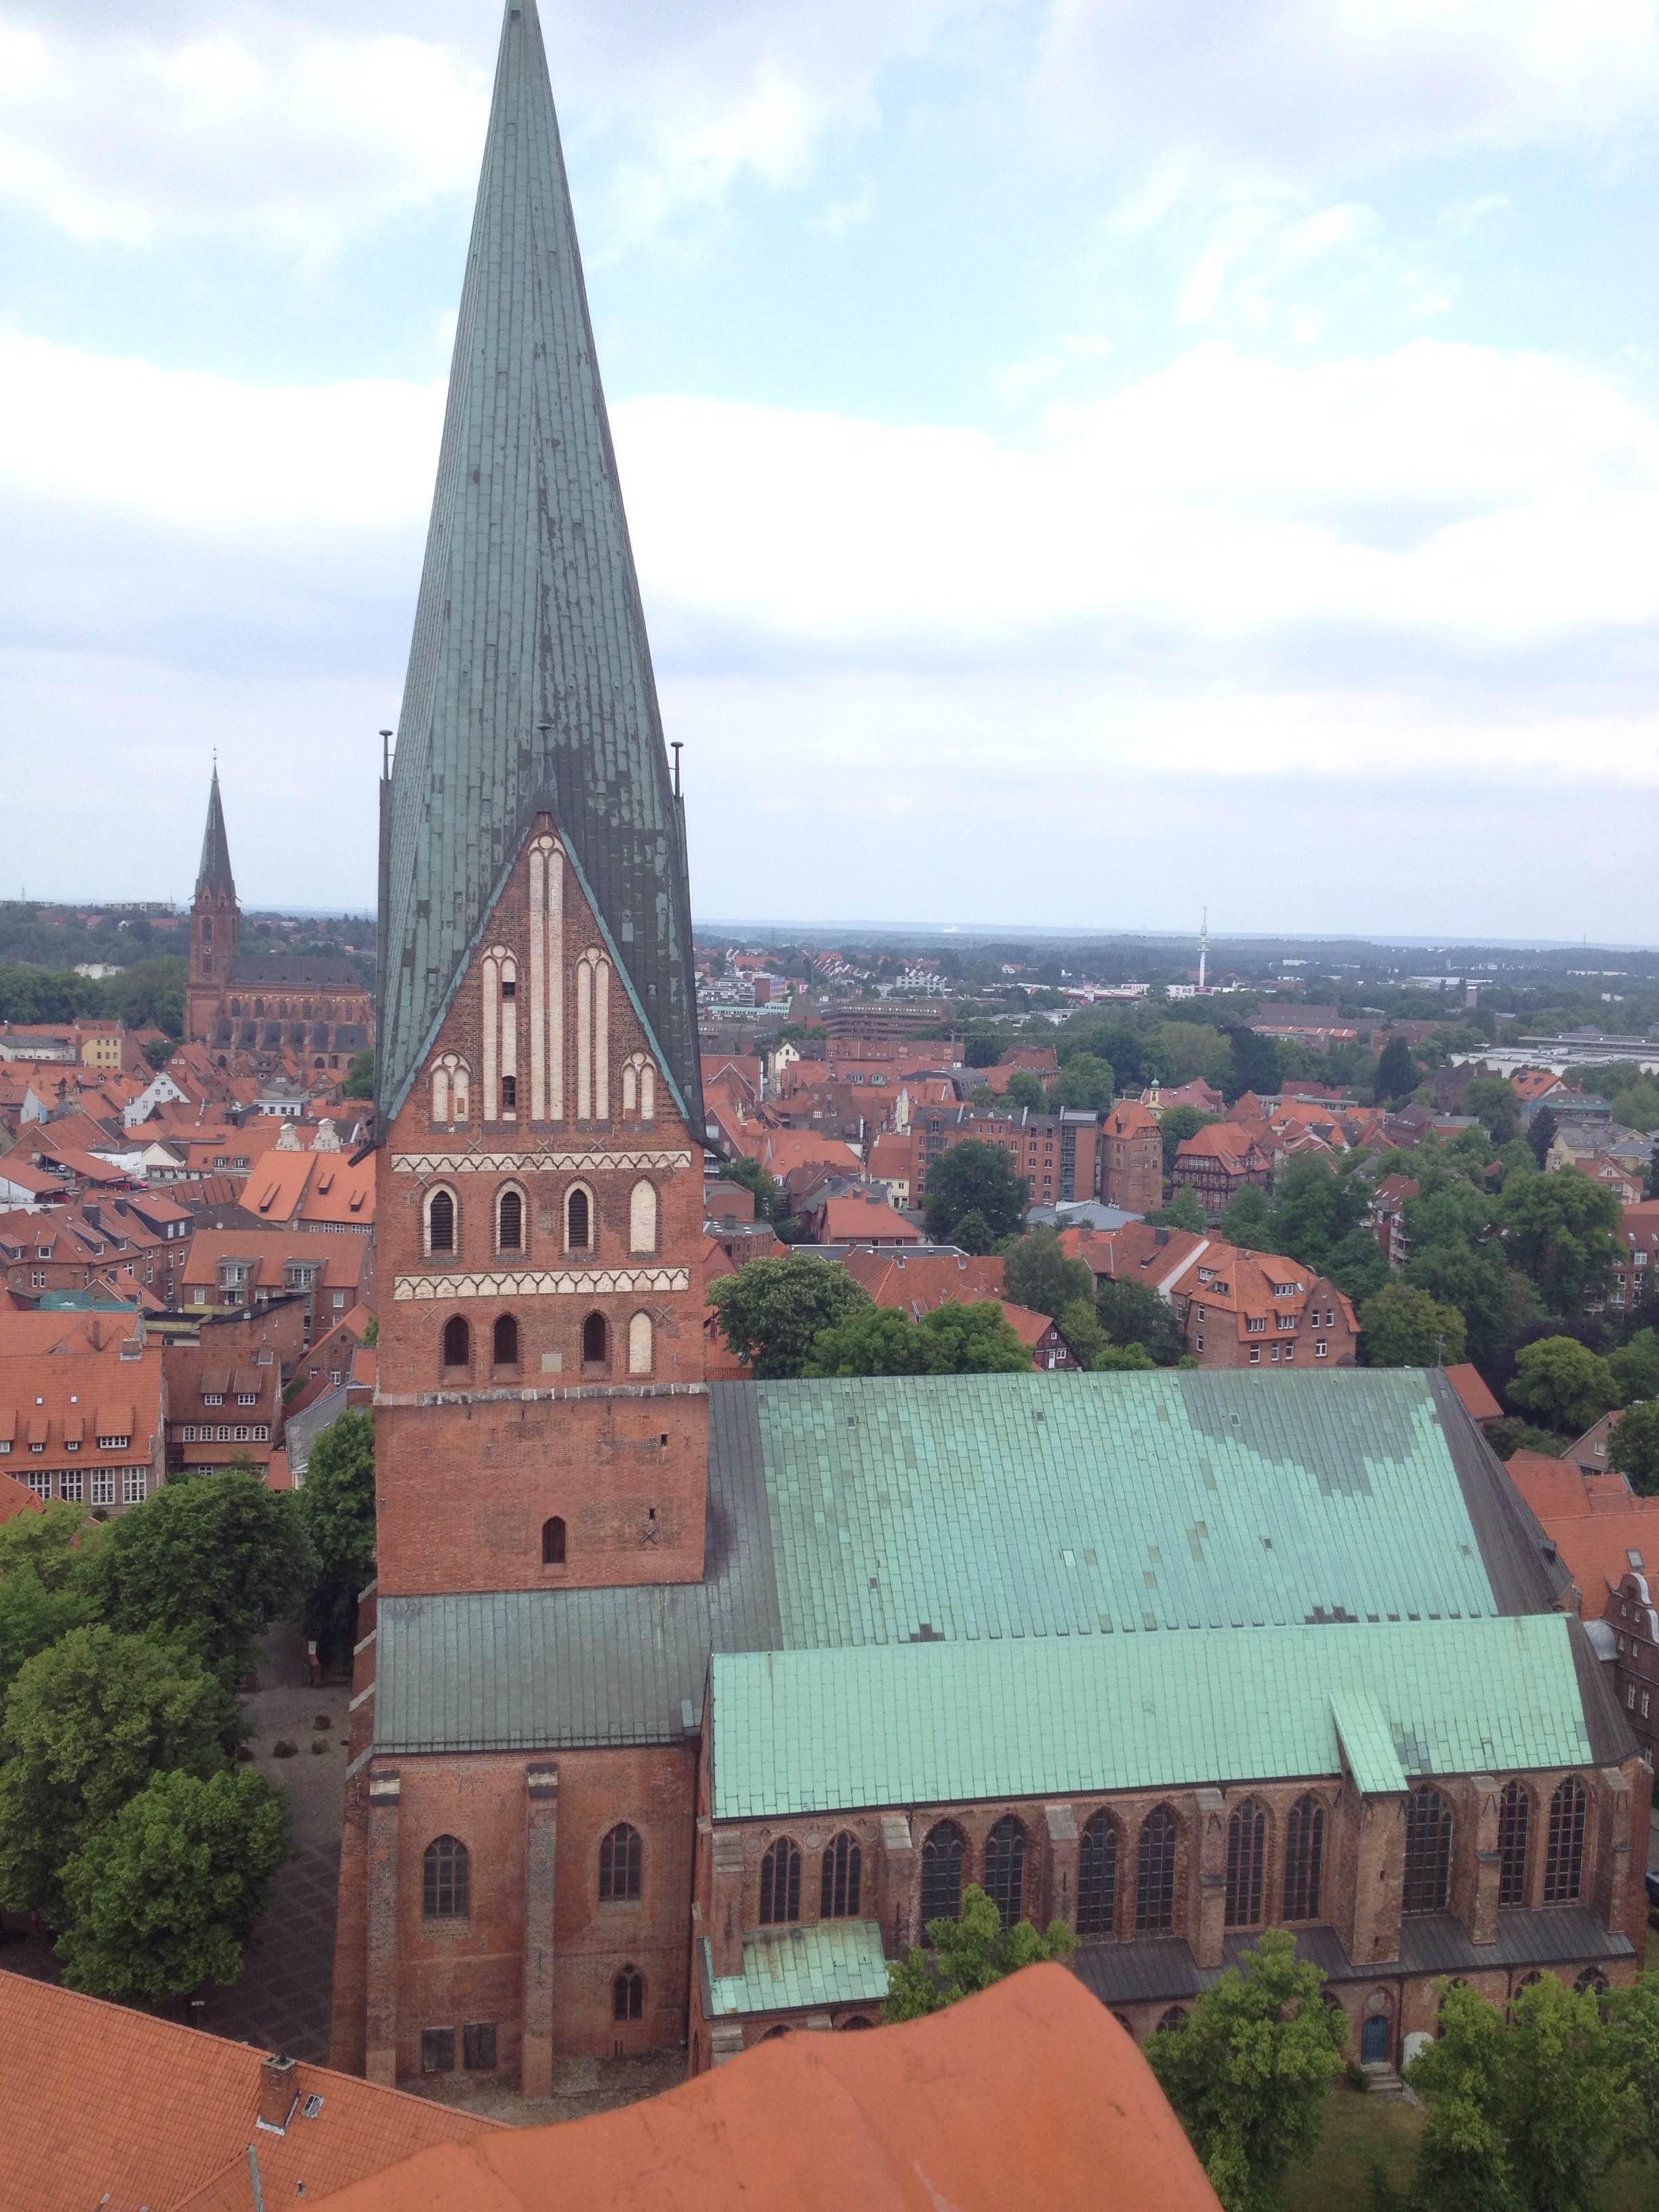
[1099,1097,1163,1214]
[1369,1174,1418,1269]
[1170,1121,1274,1221]
[914,1103,1100,1207]
[0,1197,190,1309]
[1167,1240,1359,1369]
[180,1229,372,1341]
[866,1128,916,1208]
[0,1340,165,1511]
[807,1187,921,1248]
[1610,1202,1659,1314]
[1445,1364,1503,1431]
[163,1325,286,1479]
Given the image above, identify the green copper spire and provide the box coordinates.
[195,766,235,899]
[377,0,700,1129]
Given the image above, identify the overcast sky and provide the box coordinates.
[1,1,1656,939]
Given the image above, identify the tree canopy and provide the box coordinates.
[1610,1402,1659,1495]
[708,1252,872,1379]
[1508,1336,1620,1435]
[294,1409,377,1667]
[1159,1105,1214,1176]
[1095,1277,1186,1366]
[921,1141,1029,1245]
[882,1885,1075,2022]
[343,1048,375,1099]
[1000,1229,1094,1319]
[1359,1282,1468,1368]
[1050,1052,1114,1113]
[1374,1036,1418,1104]
[1002,1067,1047,1112]
[1499,1170,1620,1315]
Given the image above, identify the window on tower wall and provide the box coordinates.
[492,1314,519,1366]
[497,1187,523,1251]
[441,1316,470,1369]
[426,1188,456,1254]
[628,1311,653,1375]
[567,1187,592,1252]
[582,1313,609,1368]
[629,1181,657,1254]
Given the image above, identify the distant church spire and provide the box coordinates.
[196,765,236,900]
[376,0,700,1128]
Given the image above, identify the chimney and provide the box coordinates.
[258,2053,298,2131]
[1155,1227,1169,1246]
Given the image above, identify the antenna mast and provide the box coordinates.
[1198,907,1209,993]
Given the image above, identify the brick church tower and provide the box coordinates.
[370,0,707,1601]
[185,766,240,1042]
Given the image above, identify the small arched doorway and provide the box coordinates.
[1361,2014,1391,2065]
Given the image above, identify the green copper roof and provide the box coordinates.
[709,1614,1598,1820]
[703,1923,891,2017]
[1331,1688,1408,1795]
[377,0,699,1128]
[195,769,234,898]
[756,1368,1521,1643]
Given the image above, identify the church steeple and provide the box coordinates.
[195,764,236,900]
[377,0,699,1132]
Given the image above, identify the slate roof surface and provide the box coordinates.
[706,1615,1603,1820]
[377,0,699,1128]
[194,768,234,898]
[375,1370,1574,1758]
[702,1923,891,2017]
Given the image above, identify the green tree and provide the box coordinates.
[1151,1187,1206,1233]
[1463,1077,1521,1145]
[1609,1078,1659,1134]
[948,1208,996,1255]
[89,1469,317,1676]
[916,1300,1032,1373]
[1359,1282,1468,1368]
[708,1253,871,1380]
[1226,1028,1282,1104]
[1050,1052,1114,1113]
[962,1029,1004,1069]
[1222,1186,1274,1249]
[1404,1980,1519,2212]
[1096,1278,1185,1365]
[1500,1170,1620,1315]
[1509,1337,1619,1435]
[294,1410,376,1668]
[1605,1973,1659,2167]
[882,1884,1076,2022]
[1092,1341,1157,1370]
[1407,1244,1545,1380]
[343,1048,375,1099]
[141,1034,175,1070]
[716,1156,781,1221]
[0,1501,101,1707]
[1528,1105,1559,1170]
[1609,1402,1659,1495]
[1146,1929,1347,2212]
[1002,1067,1048,1112]
[1271,1156,1370,1273]
[803,1306,935,1377]
[1322,1228,1391,1308]
[56,1767,290,2005]
[1374,1036,1418,1105]
[1160,1105,1216,1175]
[1609,1330,1659,1405]
[922,1141,1029,1245]
[1000,1229,1094,1319]
[0,1626,237,1921]
[1055,1298,1107,1368]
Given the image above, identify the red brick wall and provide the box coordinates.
[1101,1127,1162,1214]
[375,817,709,1596]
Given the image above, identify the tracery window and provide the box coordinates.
[1282,1795,1325,1922]
[600,1822,642,1903]
[1498,1780,1530,1908]
[820,1831,862,1919]
[1077,1811,1118,1937]
[1544,1776,1586,1904]
[920,1822,966,1923]
[1225,1798,1266,1929]
[613,1965,644,2022]
[983,1816,1026,1930]
[760,1837,801,1926]
[423,1835,469,1919]
[1403,1789,1453,1915]
[1136,1807,1179,1933]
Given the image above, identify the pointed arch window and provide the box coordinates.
[492,1313,519,1367]
[1544,1776,1586,1904]
[496,1186,524,1252]
[600,1822,642,1903]
[629,1180,658,1255]
[566,1186,592,1252]
[820,1831,862,1919]
[1225,1797,1267,1929]
[426,1187,456,1255]
[482,946,518,1121]
[1498,1781,1530,1908]
[621,1054,657,1124]
[1077,1811,1118,1936]
[1403,1789,1453,1914]
[576,949,611,1120]
[759,1837,801,1926]
[628,1311,654,1376]
[423,1835,469,1919]
[541,1515,566,1565]
[613,1965,644,2022]
[920,1822,965,1923]
[582,1312,609,1368]
[983,1816,1027,1929]
[1136,1807,1179,1933]
[441,1316,470,1369]
[1282,1795,1325,1922]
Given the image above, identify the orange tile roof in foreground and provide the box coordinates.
[0,1970,495,2212]
[1444,1363,1502,1423]
[312,1965,1220,2212]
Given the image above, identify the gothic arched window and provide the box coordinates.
[1283,1795,1325,1922]
[613,1965,644,2022]
[1225,1797,1267,1929]
[600,1822,642,1902]
[1136,1807,1179,1933]
[426,1187,456,1254]
[820,1831,862,1919]
[1498,1780,1530,1907]
[1403,1789,1453,1915]
[541,1515,565,1565]
[920,1822,966,1923]
[582,1312,609,1367]
[423,1835,468,1919]
[496,1187,524,1251]
[983,1816,1027,1929]
[628,1311,653,1376]
[1544,1776,1587,1904]
[1078,1811,1118,1936]
[760,1837,801,1926]
[629,1180,658,1254]
[566,1186,592,1252]
[441,1316,470,1369]
[492,1313,519,1366]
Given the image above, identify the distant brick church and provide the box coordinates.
[331,0,1647,2100]
[184,769,373,1069]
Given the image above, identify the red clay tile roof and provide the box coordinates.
[308,1965,1221,2212]
[841,1250,1006,1311]
[0,1468,45,1523]
[1444,1364,1502,1423]
[0,1969,495,2212]
[817,1195,920,1243]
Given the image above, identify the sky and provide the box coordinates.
[0,0,1656,939]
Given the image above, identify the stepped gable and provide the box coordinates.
[377,0,698,1130]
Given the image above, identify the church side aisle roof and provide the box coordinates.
[373,1370,1571,1756]
[377,0,699,1126]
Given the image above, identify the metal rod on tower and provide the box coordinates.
[671,741,683,798]
[1198,907,1209,993]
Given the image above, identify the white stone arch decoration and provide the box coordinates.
[482,945,518,1121]
[628,1178,658,1255]
[424,1181,460,1257]
[528,834,564,1123]
[621,1052,656,1124]
[565,1180,596,1254]
[628,1309,655,1376]
[575,948,611,1121]
[431,1051,470,1126]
